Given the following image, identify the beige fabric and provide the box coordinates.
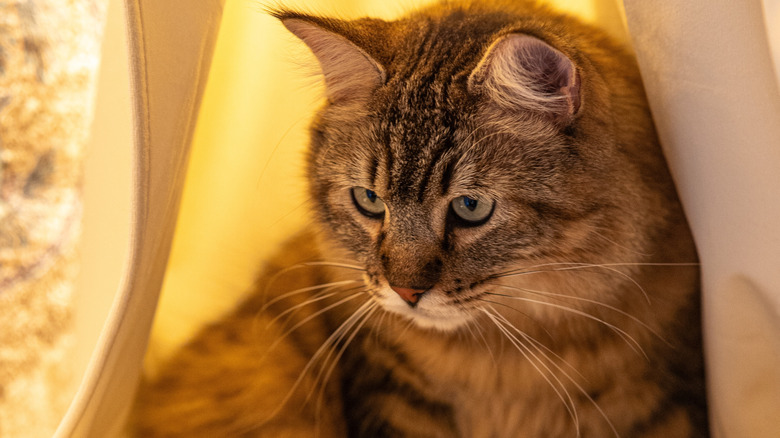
[623,0,780,436]
[71,0,133,407]
[55,0,224,436]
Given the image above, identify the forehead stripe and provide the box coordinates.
[440,152,457,197]
[383,129,394,192]
[416,134,455,202]
[368,155,379,188]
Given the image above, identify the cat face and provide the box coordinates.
[310,105,602,330]
[278,7,667,331]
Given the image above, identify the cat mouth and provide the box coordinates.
[374,286,475,332]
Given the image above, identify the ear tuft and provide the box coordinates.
[281,18,385,103]
[468,34,581,121]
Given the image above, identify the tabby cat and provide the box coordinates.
[133,1,709,436]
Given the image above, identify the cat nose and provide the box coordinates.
[390,286,427,306]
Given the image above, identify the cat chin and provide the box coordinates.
[404,314,469,332]
[379,294,472,333]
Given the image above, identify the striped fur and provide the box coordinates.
[132,1,709,436]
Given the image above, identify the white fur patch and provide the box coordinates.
[377,285,473,332]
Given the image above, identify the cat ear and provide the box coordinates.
[281,18,385,103]
[468,34,581,122]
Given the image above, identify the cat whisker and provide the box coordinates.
[586,225,651,257]
[255,114,311,190]
[311,302,378,437]
[248,298,374,431]
[486,308,620,438]
[261,279,363,312]
[465,315,499,369]
[490,262,657,304]
[494,261,698,277]
[397,317,418,342]
[251,281,362,340]
[267,197,312,231]
[371,306,389,344]
[295,260,367,271]
[483,292,647,359]
[316,141,341,167]
[262,292,366,361]
[267,285,365,330]
[453,130,513,170]
[488,308,586,381]
[479,308,581,436]
[262,261,366,300]
[310,302,378,404]
[313,304,380,422]
[460,120,500,146]
[473,296,554,340]
[454,123,516,166]
[489,283,667,345]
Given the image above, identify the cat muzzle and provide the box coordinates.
[389,286,426,306]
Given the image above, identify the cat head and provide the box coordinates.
[274,4,676,331]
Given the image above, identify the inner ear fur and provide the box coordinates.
[468,33,581,122]
[280,17,385,104]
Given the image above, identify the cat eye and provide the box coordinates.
[450,196,494,225]
[351,187,385,218]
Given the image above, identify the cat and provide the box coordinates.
[132,1,709,436]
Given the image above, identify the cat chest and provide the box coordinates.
[352,335,585,437]
[436,363,581,438]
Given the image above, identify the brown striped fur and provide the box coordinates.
[132,1,708,436]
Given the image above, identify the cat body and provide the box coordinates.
[133,1,708,436]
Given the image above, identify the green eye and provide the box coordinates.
[351,187,385,218]
[450,195,494,225]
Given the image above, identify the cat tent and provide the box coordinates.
[0,0,776,436]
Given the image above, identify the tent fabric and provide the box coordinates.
[623,1,780,436]
[54,0,224,436]
[49,0,780,436]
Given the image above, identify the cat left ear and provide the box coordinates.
[468,34,581,122]
[280,18,385,104]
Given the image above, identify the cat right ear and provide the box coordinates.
[278,17,385,104]
[468,33,581,123]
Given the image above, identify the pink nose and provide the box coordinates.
[390,286,426,306]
